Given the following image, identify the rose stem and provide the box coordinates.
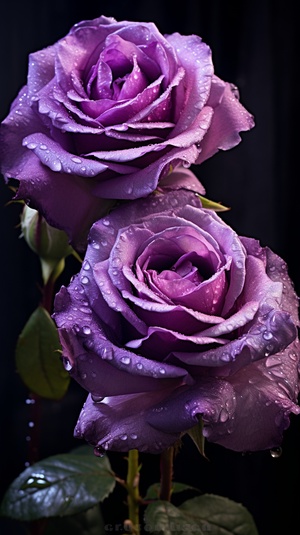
[159,447,174,502]
[27,271,56,535]
[126,449,141,534]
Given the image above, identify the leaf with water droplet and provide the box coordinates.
[15,306,70,400]
[144,494,259,535]
[0,451,116,521]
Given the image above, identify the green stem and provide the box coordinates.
[159,447,174,501]
[126,449,141,534]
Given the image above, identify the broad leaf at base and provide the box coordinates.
[0,451,116,521]
[144,494,259,535]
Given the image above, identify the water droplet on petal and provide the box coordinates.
[94,446,105,457]
[102,347,113,360]
[219,408,229,422]
[83,260,91,271]
[121,356,131,365]
[51,160,62,172]
[63,357,72,371]
[220,352,231,362]
[82,325,91,335]
[263,331,273,341]
[91,394,104,403]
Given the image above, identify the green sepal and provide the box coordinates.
[40,257,66,286]
[0,451,116,521]
[144,494,259,534]
[185,417,207,458]
[144,482,200,501]
[15,305,70,400]
[198,195,230,212]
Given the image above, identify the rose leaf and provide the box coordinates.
[15,305,70,399]
[144,482,201,501]
[144,495,259,534]
[0,452,116,521]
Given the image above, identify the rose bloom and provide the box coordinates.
[53,170,300,454]
[0,15,253,250]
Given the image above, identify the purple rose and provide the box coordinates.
[0,15,254,250]
[53,170,300,454]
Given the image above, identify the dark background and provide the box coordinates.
[0,1,299,534]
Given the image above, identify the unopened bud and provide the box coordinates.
[21,205,73,283]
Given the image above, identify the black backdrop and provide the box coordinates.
[0,2,299,535]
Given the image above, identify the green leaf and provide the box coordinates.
[15,306,70,399]
[198,195,230,212]
[144,494,259,535]
[144,482,200,501]
[44,504,106,535]
[0,452,116,521]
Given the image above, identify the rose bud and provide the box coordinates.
[21,204,72,283]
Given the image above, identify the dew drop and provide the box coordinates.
[263,331,273,341]
[288,350,297,361]
[102,347,113,360]
[25,398,36,405]
[219,408,229,422]
[83,260,91,271]
[270,447,282,458]
[91,394,104,403]
[81,276,89,285]
[51,160,62,172]
[120,434,128,441]
[72,156,82,164]
[63,357,72,371]
[220,352,231,362]
[83,326,91,335]
[94,446,105,457]
[121,356,131,365]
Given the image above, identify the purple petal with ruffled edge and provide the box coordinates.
[196,77,255,164]
[74,392,181,454]
[202,338,300,451]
